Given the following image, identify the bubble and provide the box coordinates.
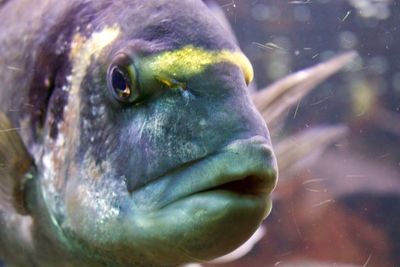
[268,60,290,80]
[347,0,391,19]
[368,56,388,75]
[392,72,400,93]
[375,5,390,20]
[264,6,281,22]
[344,55,364,72]
[338,31,358,49]
[293,6,311,22]
[251,4,270,21]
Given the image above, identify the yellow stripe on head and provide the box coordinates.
[141,45,254,86]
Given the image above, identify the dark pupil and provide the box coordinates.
[111,68,128,93]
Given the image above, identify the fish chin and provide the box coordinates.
[62,189,271,266]
[126,191,272,265]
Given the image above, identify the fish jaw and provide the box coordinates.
[120,135,277,265]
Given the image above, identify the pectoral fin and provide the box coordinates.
[0,113,33,214]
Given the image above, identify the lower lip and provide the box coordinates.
[163,188,273,220]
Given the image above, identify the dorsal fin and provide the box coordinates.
[0,113,33,214]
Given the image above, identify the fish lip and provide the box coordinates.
[130,135,278,211]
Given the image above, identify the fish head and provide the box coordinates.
[38,1,278,265]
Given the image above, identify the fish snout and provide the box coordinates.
[213,135,278,198]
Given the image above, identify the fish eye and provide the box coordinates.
[107,54,139,104]
[110,66,132,99]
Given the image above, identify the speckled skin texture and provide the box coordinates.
[0,1,277,266]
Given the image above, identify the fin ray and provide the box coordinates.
[252,51,357,126]
[0,113,32,214]
[275,125,348,178]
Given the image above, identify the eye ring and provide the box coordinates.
[107,53,139,104]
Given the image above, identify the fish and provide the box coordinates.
[0,1,278,266]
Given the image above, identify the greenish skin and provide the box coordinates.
[0,0,277,266]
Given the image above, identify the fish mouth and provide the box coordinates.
[202,174,269,196]
[131,135,278,212]
[125,136,278,263]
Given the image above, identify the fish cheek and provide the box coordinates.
[78,65,121,160]
[76,62,141,184]
[45,64,121,239]
[63,157,129,245]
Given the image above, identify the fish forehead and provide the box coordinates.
[105,0,238,50]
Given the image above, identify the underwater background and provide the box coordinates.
[205,0,400,266]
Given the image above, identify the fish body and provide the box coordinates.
[0,1,277,266]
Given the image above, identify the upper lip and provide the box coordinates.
[130,136,278,211]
